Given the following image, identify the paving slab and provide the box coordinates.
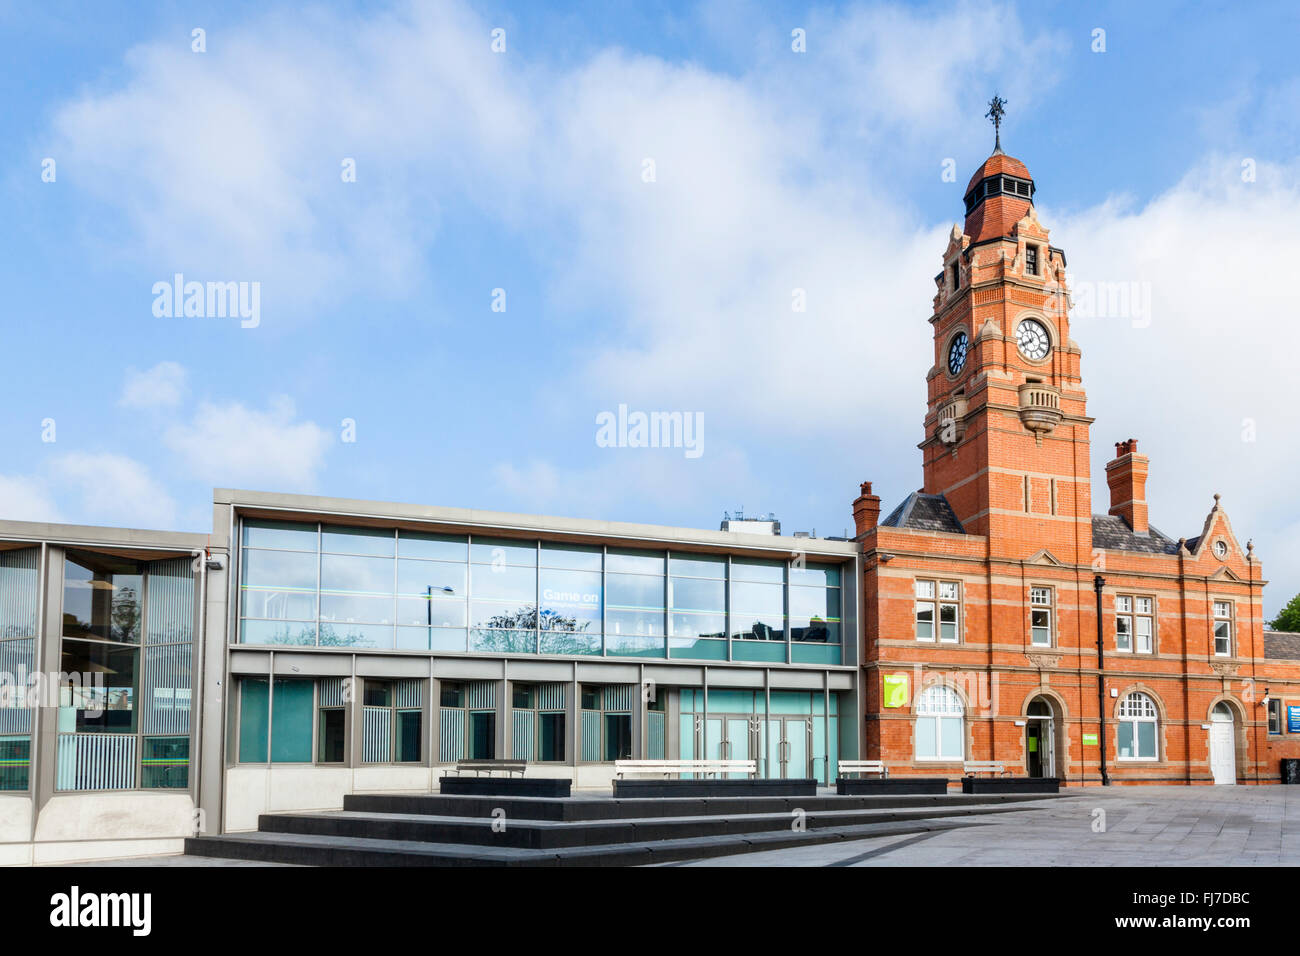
[664,786,1300,866]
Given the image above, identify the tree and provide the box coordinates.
[1270,592,1300,632]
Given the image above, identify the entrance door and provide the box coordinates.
[1025,698,1055,778]
[765,717,810,778]
[702,716,756,777]
[469,712,495,759]
[1209,704,1236,785]
[726,718,750,778]
[785,718,809,779]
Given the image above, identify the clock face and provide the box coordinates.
[947,332,969,375]
[1016,319,1050,360]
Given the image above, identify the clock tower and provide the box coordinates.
[920,115,1094,565]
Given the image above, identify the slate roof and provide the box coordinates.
[1265,630,1300,661]
[1090,515,1180,555]
[879,493,964,535]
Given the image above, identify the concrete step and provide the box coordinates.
[341,790,1056,821]
[185,815,995,867]
[255,802,1036,849]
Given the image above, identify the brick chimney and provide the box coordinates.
[853,481,882,537]
[1106,439,1149,534]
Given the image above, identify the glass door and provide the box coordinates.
[705,717,724,764]
[766,718,782,779]
[726,717,750,777]
[784,717,809,779]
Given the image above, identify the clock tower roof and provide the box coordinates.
[962,151,1036,244]
[964,152,1032,194]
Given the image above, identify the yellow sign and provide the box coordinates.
[883,674,910,708]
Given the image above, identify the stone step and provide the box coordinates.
[185,816,994,867]
[255,802,1034,850]
[341,790,1055,821]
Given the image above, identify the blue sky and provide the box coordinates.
[2,0,1298,614]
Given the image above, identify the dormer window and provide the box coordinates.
[950,262,960,290]
[1025,245,1039,276]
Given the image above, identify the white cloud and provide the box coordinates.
[47,1,532,310]
[1048,156,1300,610]
[164,396,331,489]
[120,360,187,408]
[491,442,760,525]
[35,0,1300,611]
[47,453,178,530]
[0,474,63,524]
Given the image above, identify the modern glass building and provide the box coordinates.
[0,489,860,861]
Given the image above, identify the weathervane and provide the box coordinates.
[986,94,1007,153]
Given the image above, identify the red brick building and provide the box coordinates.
[852,145,1300,786]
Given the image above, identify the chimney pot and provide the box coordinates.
[1105,439,1149,534]
[853,481,882,537]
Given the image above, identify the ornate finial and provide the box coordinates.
[986,94,1007,154]
[1213,493,1221,507]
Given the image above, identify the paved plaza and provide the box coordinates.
[66,785,1300,867]
[667,786,1300,866]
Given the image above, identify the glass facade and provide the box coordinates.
[0,548,38,791]
[238,520,846,663]
[57,552,195,791]
[679,689,840,780]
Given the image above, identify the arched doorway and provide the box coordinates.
[1025,697,1056,778]
[1209,702,1237,785]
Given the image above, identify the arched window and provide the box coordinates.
[915,685,964,761]
[1116,692,1159,761]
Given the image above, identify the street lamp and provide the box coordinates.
[426,585,454,628]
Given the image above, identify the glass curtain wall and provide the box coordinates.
[239,520,844,663]
[0,548,39,791]
[58,551,195,791]
[668,555,726,660]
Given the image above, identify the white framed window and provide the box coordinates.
[914,580,961,643]
[1267,698,1282,735]
[1115,595,1154,654]
[1115,596,1132,652]
[1116,692,1159,760]
[915,685,964,761]
[1030,587,1053,646]
[1212,601,1233,657]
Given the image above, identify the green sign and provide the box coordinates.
[883,674,910,708]
[1082,733,1098,746]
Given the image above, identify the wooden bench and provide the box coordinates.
[614,759,757,779]
[962,761,1011,778]
[448,759,527,777]
[838,760,888,778]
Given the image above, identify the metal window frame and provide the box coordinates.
[54,550,199,795]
